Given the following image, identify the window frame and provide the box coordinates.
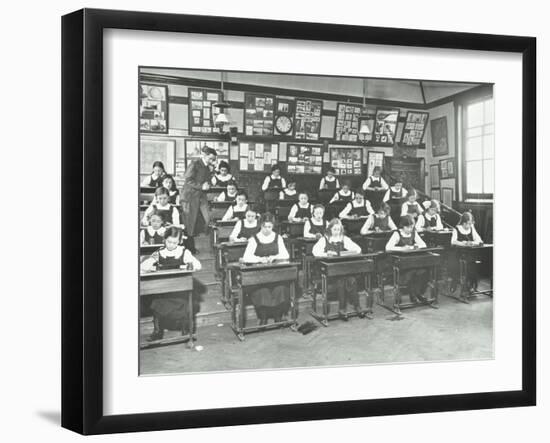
[460,94,494,201]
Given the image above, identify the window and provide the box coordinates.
[462,97,494,200]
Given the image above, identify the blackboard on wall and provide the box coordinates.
[384,157,425,191]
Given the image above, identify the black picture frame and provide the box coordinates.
[439,158,457,180]
[431,116,449,157]
[62,8,536,435]
[373,107,400,146]
[400,111,429,147]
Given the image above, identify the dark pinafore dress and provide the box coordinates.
[150,247,206,332]
[145,173,165,188]
[323,236,358,308]
[237,221,260,240]
[405,202,420,218]
[155,204,175,225]
[323,177,338,190]
[388,188,405,222]
[232,204,249,220]
[264,176,283,212]
[212,174,234,188]
[425,215,438,228]
[337,190,354,203]
[348,202,369,217]
[168,190,179,205]
[452,226,479,286]
[293,203,312,219]
[281,190,298,201]
[249,233,290,310]
[143,228,164,245]
[308,218,326,236]
[373,214,390,231]
[223,190,237,202]
[365,176,384,211]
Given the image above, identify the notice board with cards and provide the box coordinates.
[188,88,223,135]
[244,93,275,136]
[334,102,362,142]
[287,143,323,175]
[293,98,323,140]
[329,146,363,176]
[400,111,429,147]
[238,142,279,172]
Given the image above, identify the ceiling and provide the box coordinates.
[140,67,483,105]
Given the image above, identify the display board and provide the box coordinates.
[287,143,323,174]
[430,116,449,157]
[401,111,429,147]
[293,98,323,140]
[244,93,275,136]
[188,88,223,135]
[329,146,363,176]
[366,151,385,177]
[238,142,279,172]
[373,108,400,146]
[384,156,425,191]
[334,102,362,142]
[139,84,168,134]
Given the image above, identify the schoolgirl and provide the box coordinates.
[319,167,340,190]
[210,160,234,187]
[303,204,327,239]
[339,192,374,218]
[141,161,166,188]
[221,191,249,221]
[229,207,260,242]
[288,192,313,222]
[360,202,397,234]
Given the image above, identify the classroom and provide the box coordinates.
[139,68,494,375]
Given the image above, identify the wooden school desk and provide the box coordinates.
[274,199,295,222]
[211,219,237,245]
[139,268,196,349]
[213,240,248,308]
[209,200,232,221]
[310,253,378,325]
[419,229,453,248]
[293,236,319,294]
[448,244,493,303]
[279,220,305,238]
[381,247,443,316]
[317,188,339,205]
[341,216,369,236]
[229,260,299,341]
[326,200,347,219]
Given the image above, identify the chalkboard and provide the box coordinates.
[384,156,425,191]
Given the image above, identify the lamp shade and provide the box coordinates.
[215,112,229,125]
[359,120,371,134]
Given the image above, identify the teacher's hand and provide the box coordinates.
[202,183,210,191]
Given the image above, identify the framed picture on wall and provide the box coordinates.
[439,158,457,179]
[400,111,429,147]
[63,8,535,435]
[366,151,385,177]
[441,187,454,207]
[139,83,168,133]
[430,164,440,189]
[430,116,449,157]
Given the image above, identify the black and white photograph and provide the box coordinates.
[138,68,494,376]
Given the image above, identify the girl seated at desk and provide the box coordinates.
[416,200,444,231]
[280,180,298,200]
[140,227,205,341]
[141,160,166,188]
[383,179,407,203]
[140,213,166,245]
[319,167,340,190]
[362,166,388,210]
[210,161,234,187]
[450,211,484,293]
[142,187,181,227]
[385,215,429,303]
[339,192,374,219]
[401,189,423,219]
[288,192,312,222]
[360,202,397,234]
[159,175,180,205]
[242,213,291,325]
[221,191,249,221]
[215,181,238,202]
[329,181,355,204]
[312,219,363,318]
[304,204,327,239]
[261,164,287,192]
[229,207,260,242]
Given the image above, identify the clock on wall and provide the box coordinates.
[275,114,293,135]
[274,97,295,136]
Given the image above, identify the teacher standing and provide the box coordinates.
[181,146,218,236]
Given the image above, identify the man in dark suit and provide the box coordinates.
[181,146,217,236]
